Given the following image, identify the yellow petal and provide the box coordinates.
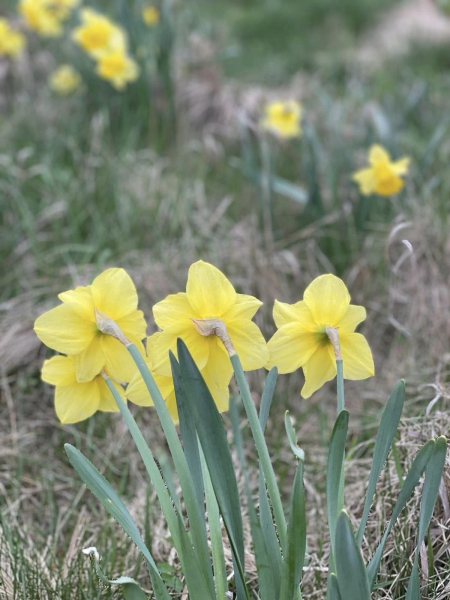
[340,333,375,380]
[227,319,268,371]
[97,377,123,413]
[116,309,147,343]
[34,303,95,354]
[72,336,105,382]
[266,323,319,374]
[392,157,410,176]
[101,335,138,382]
[337,304,366,333]
[369,144,390,165]
[41,355,77,386]
[301,344,337,398]
[374,173,404,196]
[222,293,262,321]
[91,268,138,321]
[303,274,350,328]
[201,340,232,413]
[186,261,236,319]
[55,379,101,424]
[127,367,174,408]
[272,299,314,329]
[58,285,95,320]
[352,168,376,195]
[152,292,195,330]
[152,324,210,376]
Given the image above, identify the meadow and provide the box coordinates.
[1,0,450,598]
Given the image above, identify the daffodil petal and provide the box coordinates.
[91,268,138,321]
[116,309,147,343]
[58,285,95,320]
[369,144,390,165]
[98,378,123,412]
[227,319,268,371]
[55,379,101,424]
[101,335,138,382]
[152,324,210,376]
[301,344,337,398]
[392,157,410,176]
[374,174,404,196]
[186,260,236,318]
[34,303,95,354]
[352,168,376,195]
[272,299,314,329]
[201,338,233,392]
[337,304,366,333]
[42,355,77,386]
[303,274,350,327]
[72,336,105,382]
[340,333,375,380]
[152,292,195,329]
[266,323,319,374]
[222,293,263,321]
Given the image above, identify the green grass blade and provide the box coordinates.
[328,574,342,600]
[64,444,171,600]
[356,380,405,547]
[327,410,349,552]
[230,399,280,600]
[259,367,278,431]
[177,339,249,600]
[279,461,306,600]
[285,411,305,462]
[366,439,436,589]
[335,511,370,600]
[406,436,447,600]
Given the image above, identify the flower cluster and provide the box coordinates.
[0,18,26,58]
[35,261,374,425]
[19,0,78,37]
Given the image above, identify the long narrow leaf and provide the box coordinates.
[328,574,342,600]
[259,368,278,431]
[327,410,349,552]
[356,380,405,547]
[335,511,370,600]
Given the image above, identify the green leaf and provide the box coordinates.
[326,410,349,552]
[366,439,435,589]
[279,461,306,600]
[65,444,171,600]
[356,380,405,547]
[406,436,447,600]
[328,574,342,600]
[335,511,370,600]
[260,367,278,431]
[285,412,305,461]
[109,578,148,600]
[177,338,249,600]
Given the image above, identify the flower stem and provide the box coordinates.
[336,359,345,415]
[230,354,287,553]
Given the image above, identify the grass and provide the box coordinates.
[1,0,450,597]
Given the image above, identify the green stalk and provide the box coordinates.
[230,354,287,553]
[336,359,345,414]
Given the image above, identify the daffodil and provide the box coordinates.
[34,268,147,383]
[126,333,230,423]
[352,144,410,197]
[261,100,302,139]
[46,0,79,20]
[49,65,81,95]
[266,274,374,398]
[151,261,268,413]
[72,8,127,58]
[19,0,63,37]
[96,50,140,90]
[0,19,26,58]
[142,6,160,27]
[42,355,124,424]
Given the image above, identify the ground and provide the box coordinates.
[1,0,450,598]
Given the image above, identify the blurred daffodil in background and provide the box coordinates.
[49,64,82,95]
[41,355,124,423]
[0,18,26,57]
[96,50,140,90]
[266,274,374,397]
[19,0,64,37]
[142,5,160,27]
[261,100,302,138]
[151,260,268,413]
[72,8,127,58]
[46,0,79,21]
[352,144,410,196]
[34,268,147,383]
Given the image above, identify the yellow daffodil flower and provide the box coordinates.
[49,65,82,95]
[352,144,410,197]
[72,8,127,58]
[47,0,79,20]
[266,274,374,398]
[19,0,63,37]
[42,355,124,424]
[34,268,147,383]
[0,19,26,58]
[261,100,302,139]
[126,333,230,423]
[96,50,140,90]
[142,6,160,27]
[150,260,268,414]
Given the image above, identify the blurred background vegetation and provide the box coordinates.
[1,0,450,598]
